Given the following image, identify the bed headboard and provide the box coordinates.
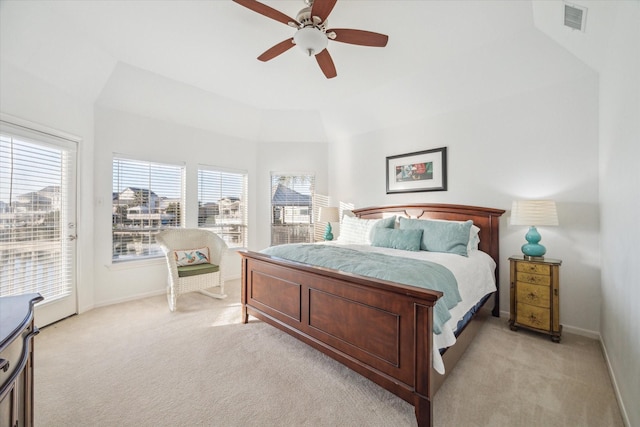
[352,204,505,315]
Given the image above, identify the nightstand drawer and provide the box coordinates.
[516,271,550,286]
[516,302,551,331]
[516,262,551,276]
[516,282,550,308]
[510,256,561,342]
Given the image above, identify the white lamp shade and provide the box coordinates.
[318,207,339,223]
[511,200,559,226]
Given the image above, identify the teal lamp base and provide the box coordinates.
[323,223,334,241]
[521,226,546,259]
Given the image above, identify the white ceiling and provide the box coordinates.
[0,0,616,142]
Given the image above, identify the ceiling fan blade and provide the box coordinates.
[315,49,337,79]
[233,0,299,26]
[257,38,295,62]
[311,0,337,23]
[328,28,389,47]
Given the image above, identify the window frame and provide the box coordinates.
[270,172,316,246]
[111,155,185,263]
[197,165,248,249]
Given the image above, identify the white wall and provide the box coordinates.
[598,3,640,425]
[328,71,601,336]
[93,107,254,306]
[0,60,96,316]
[93,107,329,307]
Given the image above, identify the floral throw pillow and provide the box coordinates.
[174,247,210,266]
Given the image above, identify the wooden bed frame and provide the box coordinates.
[240,204,504,426]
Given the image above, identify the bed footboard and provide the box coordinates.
[240,250,442,427]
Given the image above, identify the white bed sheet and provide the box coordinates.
[324,242,497,374]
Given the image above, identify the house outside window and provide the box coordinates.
[0,127,76,302]
[112,157,184,262]
[197,166,248,248]
[270,173,315,246]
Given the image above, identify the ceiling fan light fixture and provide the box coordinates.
[293,26,328,56]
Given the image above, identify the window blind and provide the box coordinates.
[0,132,74,301]
[112,157,184,262]
[197,167,248,248]
[270,173,315,246]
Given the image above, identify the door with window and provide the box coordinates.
[0,120,77,326]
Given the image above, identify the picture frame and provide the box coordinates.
[386,147,447,194]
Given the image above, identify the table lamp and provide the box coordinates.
[318,207,339,241]
[510,200,559,259]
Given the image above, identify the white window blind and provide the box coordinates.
[197,167,248,248]
[270,173,315,246]
[112,157,184,262]
[0,131,74,301]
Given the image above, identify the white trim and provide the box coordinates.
[600,336,631,427]
[113,152,186,167]
[90,274,241,310]
[499,310,600,339]
[271,170,316,176]
[198,163,247,175]
[561,323,599,340]
[0,113,82,144]
[92,288,166,309]
[107,257,164,271]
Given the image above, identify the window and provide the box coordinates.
[270,173,315,246]
[197,166,248,248]
[0,126,76,302]
[112,157,184,262]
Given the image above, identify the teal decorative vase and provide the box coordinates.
[324,223,334,241]
[521,226,546,257]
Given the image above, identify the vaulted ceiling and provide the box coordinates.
[0,1,618,142]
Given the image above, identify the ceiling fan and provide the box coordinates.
[233,0,389,79]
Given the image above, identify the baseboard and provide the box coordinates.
[92,288,166,310]
[600,336,631,427]
[498,310,599,339]
[561,324,600,340]
[88,275,242,311]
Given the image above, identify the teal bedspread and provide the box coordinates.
[261,244,461,334]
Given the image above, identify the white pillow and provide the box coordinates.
[469,225,481,251]
[337,216,390,245]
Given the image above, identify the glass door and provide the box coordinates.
[0,120,77,326]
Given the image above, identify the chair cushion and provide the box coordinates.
[177,263,220,278]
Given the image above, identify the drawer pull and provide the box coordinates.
[528,314,540,325]
[0,358,8,372]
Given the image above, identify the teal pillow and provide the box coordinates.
[374,215,396,229]
[398,217,473,256]
[371,228,423,252]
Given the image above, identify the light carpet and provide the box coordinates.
[35,279,623,426]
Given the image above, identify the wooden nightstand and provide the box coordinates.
[509,255,562,342]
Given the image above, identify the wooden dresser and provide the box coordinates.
[509,256,562,342]
[0,293,43,427]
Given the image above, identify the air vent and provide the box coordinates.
[564,2,587,32]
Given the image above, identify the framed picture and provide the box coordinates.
[386,147,447,194]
